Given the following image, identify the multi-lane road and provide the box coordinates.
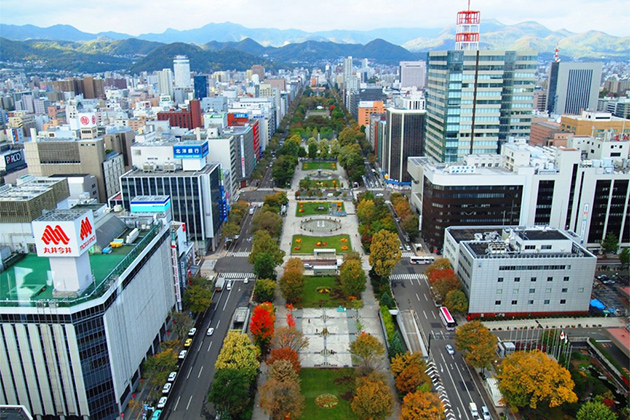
[391,260,494,420]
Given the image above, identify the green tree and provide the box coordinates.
[445,289,468,313]
[601,233,620,254]
[350,332,386,375]
[318,139,330,157]
[279,259,305,303]
[183,276,213,313]
[143,349,178,400]
[252,210,283,238]
[254,278,277,302]
[249,230,285,266]
[272,154,298,188]
[169,310,192,340]
[215,332,260,383]
[619,247,629,268]
[339,259,367,297]
[576,401,616,420]
[222,221,241,240]
[401,214,419,239]
[369,230,402,280]
[254,253,278,280]
[455,321,497,371]
[263,191,288,211]
[388,331,405,358]
[207,369,253,419]
[338,126,357,146]
[308,141,318,159]
[497,349,577,410]
[357,199,377,223]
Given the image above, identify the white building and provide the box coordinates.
[399,61,426,89]
[173,55,191,89]
[443,225,596,318]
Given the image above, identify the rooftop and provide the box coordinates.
[0,222,162,308]
[123,162,218,178]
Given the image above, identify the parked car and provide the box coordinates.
[188,328,197,337]
[184,338,192,347]
[446,344,455,355]
[167,372,177,382]
[602,279,616,285]
[207,327,215,336]
[596,274,609,281]
[157,397,168,409]
[178,350,187,360]
[162,383,172,394]
[481,405,491,420]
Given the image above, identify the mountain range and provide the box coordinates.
[1,20,628,59]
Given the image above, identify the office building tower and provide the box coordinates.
[157,68,174,97]
[193,75,208,99]
[173,55,191,89]
[343,56,353,89]
[357,101,385,128]
[251,65,265,81]
[443,226,596,319]
[399,61,426,89]
[546,61,602,115]
[425,50,537,163]
[0,208,177,420]
[380,108,426,185]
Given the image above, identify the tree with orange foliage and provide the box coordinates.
[267,347,301,373]
[250,304,275,349]
[395,362,431,396]
[400,390,444,420]
[424,258,451,280]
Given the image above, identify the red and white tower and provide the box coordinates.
[455,0,480,50]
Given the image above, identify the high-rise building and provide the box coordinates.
[173,55,191,89]
[357,101,385,128]
[157,68,174,97]
[425,50,537,163]
[343,56,353,90]
[399,61,426,89]
[193,75,208,99]
[546,61,602,115]
[380,108,426,185]
[251,65,265,81]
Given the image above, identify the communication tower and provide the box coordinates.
[455,0,480,50]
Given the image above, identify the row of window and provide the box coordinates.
[498,276,570,282]
[499,265,568,271]
[496,287,583,294]
[496,299,569,305]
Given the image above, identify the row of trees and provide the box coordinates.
[221,200,251,241]
[391,352,444,420]
[356,191,398,251]
[208,332,260,420]
[425,258,468,313]
[248,230,285,280]
[251,192,288,239]
[389,193,419,240]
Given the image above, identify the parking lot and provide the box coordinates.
[591,274,628,316]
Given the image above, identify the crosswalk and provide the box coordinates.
[401,252,416,258]
[425,361,455,420]
[390,273,428,281]
[218,272,255,279]
[226,251,251,257]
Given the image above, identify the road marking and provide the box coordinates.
[423,310,428,319]
[453,358,474,402]
[216,320,221,329]
[186,367,193,379]
[440,352,471,420]
[432,312,437,319]
[186,395,193,410]
[207,341,213,352]
[424,293,428,301]
[416,293,420,301]
[198,366,204,379]
[198,343,203,352]
[174,395,181,410]
[456,407,461,418]
[223,289,232,310]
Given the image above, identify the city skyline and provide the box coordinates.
[2,0,629,38]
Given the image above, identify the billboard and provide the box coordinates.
[130,197,171,213]
[78,113,97,128]
[2,150,26,172]
[32,211,97,257]
[173,141,209,159]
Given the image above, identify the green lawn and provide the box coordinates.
[300,178,340,189]
[302,161,338,171]
[296,201,345,216]
[300,368,358,420]
[292,234,351,255]
[299,276,347,308]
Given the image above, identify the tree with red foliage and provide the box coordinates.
[267,347,301,372]
[286,313,296,328]
[250,304,275,349]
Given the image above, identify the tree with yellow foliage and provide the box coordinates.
[369,230,402,279]
[497,349,577,411]
[455,321,497,372]
[215,331,260,383]
[351,374,394,420]
[400,390,444,420]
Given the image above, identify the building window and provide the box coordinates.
[546,288,552,293]
[563,276,570,281]
[511,300,518,305]
[528,300,534,305]
[529,288,535,293]
[514,277,521,282]
[547,277,553,282]
[562,288,568,293]
[544,299,550,304]
[496,289,503,294]
[578,288,584,293]
[495,300,501,305]
[513,289,519,294]
[541,245,552,250]
[560,299,566,304]
[525,245,535,250]
[531,277,537,282]
[498,277,504,282]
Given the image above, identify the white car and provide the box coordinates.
[157,396,168,409]
[167,372,177,382]
[446,344,455,355]
[188,328,197,337]
[226,282,232,291]
[244,278,249,284]
[162,383,172,394]
[481,406,491,420]
[178,350,187,360]
[207,327,215,336]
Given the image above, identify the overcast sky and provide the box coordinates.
[2,0,629,37]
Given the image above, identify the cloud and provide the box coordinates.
[1,0,628,37]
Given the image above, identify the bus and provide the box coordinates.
[410,256,435,265]
[439,306,456,331]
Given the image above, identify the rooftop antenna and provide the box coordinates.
[554,45,561,62]
[455,0,481,51]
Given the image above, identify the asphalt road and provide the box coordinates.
[391,260,493,420]
[163,279,255,420]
